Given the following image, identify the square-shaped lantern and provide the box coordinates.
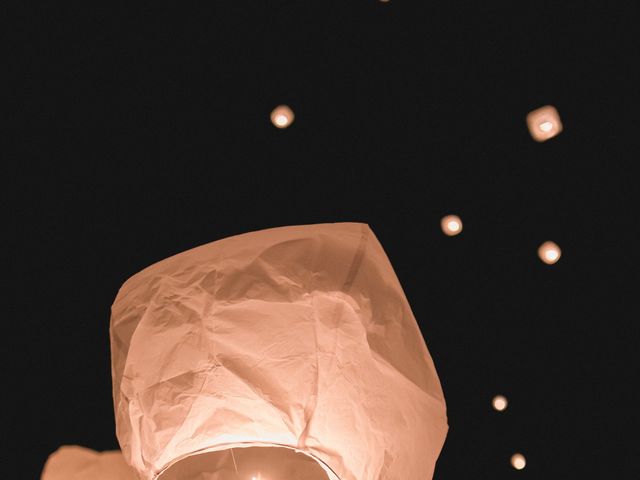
[43,223,448,480]
[526,105,563,142]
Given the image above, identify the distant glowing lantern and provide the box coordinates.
[492,395,508,411]
[511,453,526,470]
[526,105,562,142]
[270,105,294,128]
[43,223,448,480]
[538,240,561,264]
[441,215,463,236]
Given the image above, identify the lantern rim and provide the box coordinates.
[154,441,341,480]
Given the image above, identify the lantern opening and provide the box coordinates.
[157,445,335,480]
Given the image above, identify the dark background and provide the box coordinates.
[4,2,638,478]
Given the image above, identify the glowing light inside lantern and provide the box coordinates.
[539,121,553,132]
[538,241,561,264]
[492,395,508,411]
[441,215,463,236]
[511,453,526,470]
[270,105,294,129]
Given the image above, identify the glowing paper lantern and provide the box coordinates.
[41,224,447,479]
[270,105,294,128]
[41,446,136,480]
[441,215,463,236]
[538,240,561,264]
[492,395,508,411]
[511,453,526,470]
[526,105,562,142]
[104,223,447,480]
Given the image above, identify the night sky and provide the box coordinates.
[5,2,638,478]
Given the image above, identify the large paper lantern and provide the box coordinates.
[45,223,448,480]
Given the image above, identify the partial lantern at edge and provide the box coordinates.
[41,446,137,480]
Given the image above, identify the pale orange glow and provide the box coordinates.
[41,446,137,479]
[106,223,447,480]
[42,225,448,479]
[441,215,462,236]
[492,395,508,411]
[539,121,553,132]
[270,105,294,128]
[511,453,526,470]
[526,105,563,142]
[538,241,561,264]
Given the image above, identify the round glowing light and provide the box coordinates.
[538,241,561,264]
[492,395,508,411]
[270,105,294,129]
[511,453,526,470]
[441,215,463,236]
[539,121,554,132]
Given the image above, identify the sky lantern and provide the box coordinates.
[526,105,563,142]
[41,446,136,479]
[538,240,562,264]
[270,105,295,128]
[492,395,508,411]
[441,215,463,236]
[43,223,448,480]
[511,453,526,470]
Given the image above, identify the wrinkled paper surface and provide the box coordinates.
[58,223,446,480]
